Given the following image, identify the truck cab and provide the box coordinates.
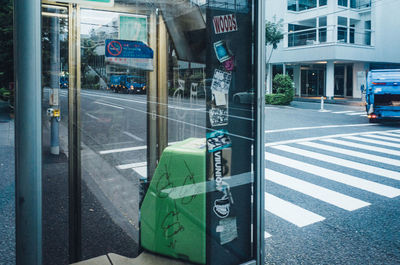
[364,69,400,122]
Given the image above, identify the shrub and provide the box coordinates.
[265,74,294,105]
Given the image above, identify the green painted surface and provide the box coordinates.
[119,16,147,43]
[141,138,206,264]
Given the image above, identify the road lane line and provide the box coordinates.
[265,193,325,228]
[344,136,400,149]
[320,138,400,157]
[298,141,400,167]
[332,111,355,114]
[100,145,146,154]
[86,113,102,121]
[265,129,400,146]
[133,166,147,180]
[123,131,144,142]
[363,134,400,143]
[99,141,180,155]
[94,101,125,109]
[346,112,366,116]
[272,145,400,182]
[266,152,400,198]
[265,123,377,134]
[117,161,147,170]
[266,169,370,211]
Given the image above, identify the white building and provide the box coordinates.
[266,0,400,99]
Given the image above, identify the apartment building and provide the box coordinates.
[266,0,400,99]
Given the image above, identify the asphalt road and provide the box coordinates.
[264,101,400,265]
[44,89,400,264]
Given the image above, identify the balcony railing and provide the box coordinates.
[287,26,373,47]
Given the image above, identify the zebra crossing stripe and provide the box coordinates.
[379,132,400,138]
[272,145,400,182]
[320,138,400,157]
[344,136,400,149]
[265,231,272,239]
[266,152,400,198]
[298,141,400,167]
[265,193,325,227]
[265,169,370,211]
[363,134,400,143]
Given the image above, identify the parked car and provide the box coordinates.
[233,88,254,104]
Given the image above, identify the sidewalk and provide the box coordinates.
[294,96,365,106]
[0,100,15,265]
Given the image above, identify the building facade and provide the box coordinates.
[266,0,400,99]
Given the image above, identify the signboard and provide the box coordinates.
[213,14,238,34]
[105,39,154,71]
[48,0,114,7]
[119,15,148,43]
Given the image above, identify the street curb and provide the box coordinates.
[293,97,365,106]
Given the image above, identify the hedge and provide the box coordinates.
[265,74,294,105]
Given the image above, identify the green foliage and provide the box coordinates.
[265,74,294,105]
[265,19,284,49]
[0,0,14,88]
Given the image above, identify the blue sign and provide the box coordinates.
[105,39,153,59]
[105,39,154,71]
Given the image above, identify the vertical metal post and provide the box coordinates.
[14,0,42,264]
[50,11,60,155]
[255,0,266,264]
[68,4,82,262]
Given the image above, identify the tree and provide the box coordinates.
[265,19,284,64]
[0,0,14,89]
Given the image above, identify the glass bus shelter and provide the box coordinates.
[14,0,265,264]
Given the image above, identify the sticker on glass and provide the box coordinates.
[207,129,232,152]
[213,14,238,34]
[219,217,238,245]
[211,69,231,94]
[209,108,228,127]
[214,40,231,63]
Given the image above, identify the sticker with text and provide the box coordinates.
[213,14,238,34]
[207,129,232,152]
[214,40,232,63]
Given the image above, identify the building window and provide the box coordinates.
[338,0,348,7]
[350,0,371,8]
[288,0,317,12]
[337,16,348,43]
[318,16,327,43]
[365,20,371,45]
[288,19,317,47]
[319,0,327,6]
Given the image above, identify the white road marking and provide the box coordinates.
[298,141,400,167]
[265,231,272,239]
[94,101,125,109]
[344,136,400,149]
[379,132,400,138]
[133,166,147,180]
[265,129,400,147]
[100,145,146,155]
[266,169,370,211]
[346,112,366,116]
[320,138,400,157]
[86,113,102,121]
[272,145,400,182]
[363,134,400,143]
[332,111,355,114]
[265,193,325,228]
[123,131,144,142]
[266,152,400,198]
[265,123,377,134]
[117,161,147,170]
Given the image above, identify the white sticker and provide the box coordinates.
[219,217,238,245]
[216,226,225,233]
[213,91,227,106]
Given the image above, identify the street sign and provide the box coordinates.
[105,39,154,71]
[48,0,114,7]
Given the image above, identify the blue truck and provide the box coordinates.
[363,69,400,123]
[108,75,146,94]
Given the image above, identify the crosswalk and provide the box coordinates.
[265,130,400,237]
[98,129,400,240]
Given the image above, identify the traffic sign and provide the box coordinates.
[48,0,114,7]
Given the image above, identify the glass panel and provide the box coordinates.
[77,1,257,264]
[41,4,70,265]
[338,0,348,7]
[288,0,317,11]
[319,0,327,6]
[334,65,345,96]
